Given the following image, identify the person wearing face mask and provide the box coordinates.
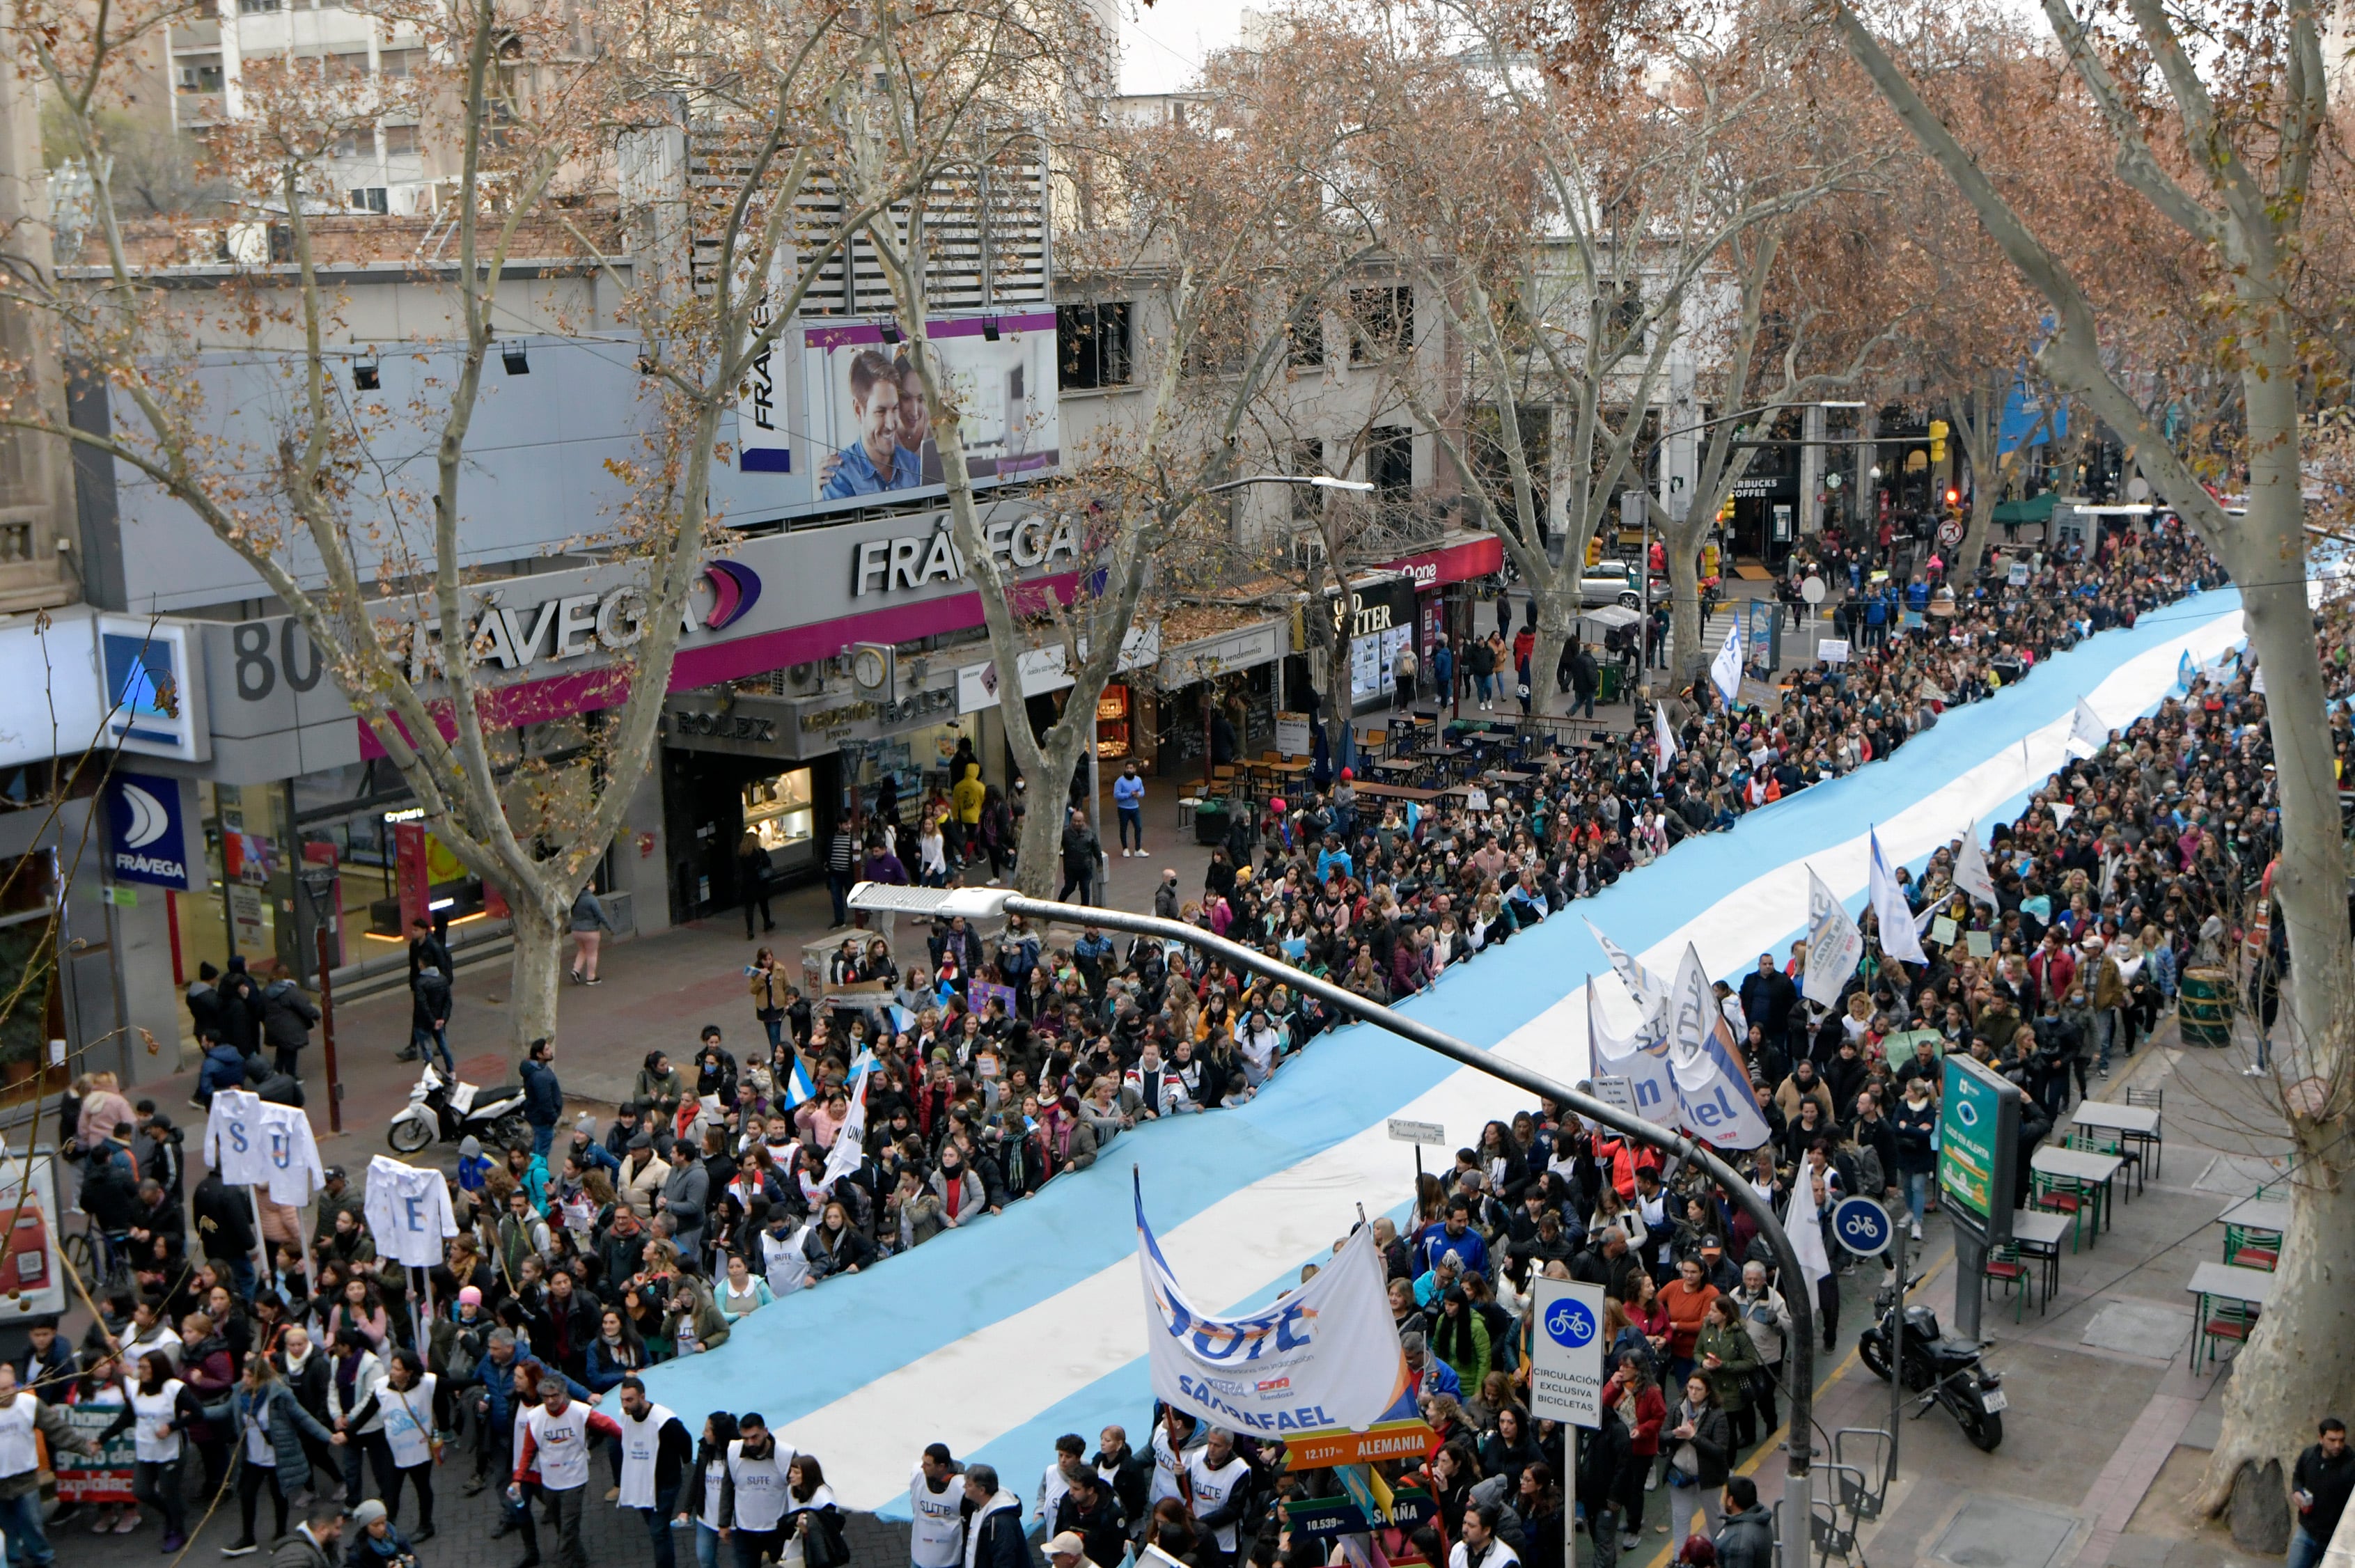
[756,1204,813,1298]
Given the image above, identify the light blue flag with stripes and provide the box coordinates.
[776,1056,818,1111]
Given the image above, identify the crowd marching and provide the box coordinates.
[16,515,2355,1568]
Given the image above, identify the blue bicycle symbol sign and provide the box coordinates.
[1545,1299,1598,1349]
[1831,1196,1895,1257]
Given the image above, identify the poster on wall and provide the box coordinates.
[797,313,1060,513]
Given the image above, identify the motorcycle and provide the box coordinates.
[386,1061,530,1154]
[1857,1274,2007,1451]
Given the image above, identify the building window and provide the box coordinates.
[379,47,423,77]
[349,187,388,213]
[1286,299,1324,368]
[383,123,418,156]
[1290,439,1325,519]
[1349,285,1411,362]
[175,59,224,93]
[236,0,281,14]
[1370,426,1413,496]
[1057,301,1132,391]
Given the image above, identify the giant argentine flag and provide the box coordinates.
[629,592,2246,1514]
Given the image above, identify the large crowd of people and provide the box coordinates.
[26,512,2355,1568]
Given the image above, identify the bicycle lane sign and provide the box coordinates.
[1833,1195,1895,1257]
[1528,1278,1606,1427]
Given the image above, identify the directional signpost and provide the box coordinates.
[1530,1277,1606,1568]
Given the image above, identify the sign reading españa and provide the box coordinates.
[1134,1174,1434,1466]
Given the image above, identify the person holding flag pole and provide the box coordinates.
[1709,621,1744,711]
[1868,829,1928,969]
[1801,870,1864,1012]
[1952,821,1998,910]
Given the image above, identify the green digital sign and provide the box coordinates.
[1937,1053,2020,1245]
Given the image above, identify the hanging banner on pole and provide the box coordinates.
[1802,869,1863,1010]
[1136,1175,1430,1466]
[363,1155,459,1267]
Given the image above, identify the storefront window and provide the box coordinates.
[1350,625,1411,705]
[743,769,815,863]
[1095,684,1130,760]
[0,849,61,1098]
[167,780,297,979]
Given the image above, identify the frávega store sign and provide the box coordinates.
[194,503,1091,774]
[363,506,1085,682]
[852,514,1083,598]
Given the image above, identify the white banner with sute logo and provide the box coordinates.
[1134,1174,1419,1444]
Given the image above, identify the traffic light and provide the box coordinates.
[1719,494,1736,524]
[1928,418,1948,464]
[1945,486,1960,508]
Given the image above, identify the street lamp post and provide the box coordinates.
[847,881,1821,1562]
[1202,473,1378,496]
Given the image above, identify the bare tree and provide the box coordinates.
[1826,0,2355,1511]
[855,31,1365,895]
[0,0,969,1055]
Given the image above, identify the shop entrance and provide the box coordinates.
[662,751,828,927]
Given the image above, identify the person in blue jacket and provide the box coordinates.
[519,1038,564,1160]
[195,1030,246,1106]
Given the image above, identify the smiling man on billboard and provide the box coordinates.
[820,349,922,499]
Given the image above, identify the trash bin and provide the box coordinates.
[1597,664,1623,706]
[1194,797,1230,845]
[2179,968,2235,1046]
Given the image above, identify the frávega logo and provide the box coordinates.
[106,772,191,888]
[702,560,762,630]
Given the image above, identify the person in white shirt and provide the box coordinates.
[673,1413,740,1568]
[116,1349,205,1553]
[719,1412,796,1568]
[1148,1408,1201,1507]
[614,1377,694,1568]
[512,1381,623,1568]
[0,1361,98,1568]
[117,1295,182,1372]
[341,1349,439,1540]
[1448,1503,1521,1568]
[1182,1428,1255,1568]
[778,1454,841,1568]
[908,1443,966,1568]
[1035,1433,1084,1528]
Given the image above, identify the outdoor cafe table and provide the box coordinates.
[2186,1260,2276,1369]
[2217,1195,2291,1270]
[2031,1144,2125,1242]
[2071,1099,2162,1179]
[1354,781,1440,803]
[2009,1209,2070,1300]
